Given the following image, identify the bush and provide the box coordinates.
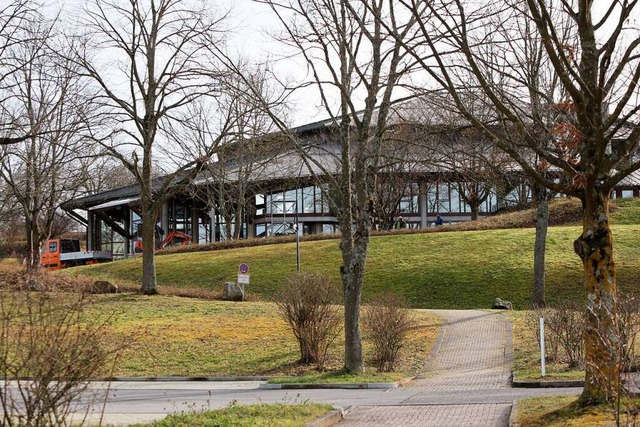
[616,293,640,373]
[276,272,341,370]
[0,291,120,426]
[362,293,415,372]
[532,301,585,368]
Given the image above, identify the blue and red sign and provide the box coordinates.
[239,263,249,274]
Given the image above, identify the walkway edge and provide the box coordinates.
[509,400,518,427]
[305,407,345,427]
[260,382,399,390]
[512,379,584,388]
[98,376,272,382]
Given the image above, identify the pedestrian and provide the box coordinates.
[435,213,444,226]
[394,216,407,229]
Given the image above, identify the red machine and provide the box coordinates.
[133,231,192,253]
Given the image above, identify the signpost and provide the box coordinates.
[237,263,250,298]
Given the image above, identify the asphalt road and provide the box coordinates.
[68,310,583,426]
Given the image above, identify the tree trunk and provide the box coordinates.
[24,217,38,273]
[342,232,366,373]
[532,199,548,308]
[233,206,244,239]
[574,191,619,405]
[470,203,479,221]
[140,210,158,295]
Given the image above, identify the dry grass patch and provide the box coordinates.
[89,295,440,380]
[517,395,640,427]
[510,311,583,381]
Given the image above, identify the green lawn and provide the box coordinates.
[83,295,439,379]
[70,223,640,309]
[132,403,333,427]
[516,395,640,426]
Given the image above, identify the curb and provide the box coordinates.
[512,379,584,388]
[305,407,345,427]
[260,382,399,390]
[99,376,272,382]
[508,400,518,427]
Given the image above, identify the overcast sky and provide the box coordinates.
[225,0,327,126]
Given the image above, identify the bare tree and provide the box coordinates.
[0,17,93,272]
[245,0,418,372]
[0,0,42,146]
[70,0,237,294]
[192,69,284,241]
[79,157,136,195]
[437,131,507,220]
[371,121,434,230]
[400,0,640,404]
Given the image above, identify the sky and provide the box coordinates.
[225,0,327,126]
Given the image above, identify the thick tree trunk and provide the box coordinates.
[342,232,366,373]
[574,191,619,405]
[470,204,479,221]
[532,199,548,308]
[140,210,158,295]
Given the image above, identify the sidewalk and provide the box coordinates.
[339,310,513,426]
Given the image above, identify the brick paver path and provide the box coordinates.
[340,310,513,426]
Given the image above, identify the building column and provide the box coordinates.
[247,220,255,239]
[209,208,217,242]
[161,203,169,236]
[123,207,130,258]
[192,201,199,244]
[419,181,428,229]
[87,212,94,250]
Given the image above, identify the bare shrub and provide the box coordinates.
[362,293,415,372]
[0,291,119,426]
[616,293,640,373]
[527,310,560,362]
[535,301,585,368]
[276,272,341,370]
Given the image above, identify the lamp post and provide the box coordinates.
[294,222,300,272]
[287,199,300,272]
[295,200,300,272]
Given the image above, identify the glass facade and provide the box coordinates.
[86,178,538,250]
[398,183,419,213]
[264,186,331,215]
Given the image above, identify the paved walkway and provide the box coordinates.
[340,310,514,426]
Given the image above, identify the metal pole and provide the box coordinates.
[295,199,300,272]
[296,225,300,272]
[540,317,546,377]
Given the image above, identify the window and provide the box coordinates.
[169,199,192,235]
[450,186,461,213]
[427,184,437,213]
[437,183,450,213]
[398,183,419,214]
[255,194,265,216]
[302,187,315,213]
[49,241,57,253]
[323,223,339,234]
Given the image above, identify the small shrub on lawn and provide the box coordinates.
[531,301,585,368]
[362,293,415,372]
[276,272,341,370]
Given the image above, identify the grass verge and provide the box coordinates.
[131,403,333,427]
[517,395,640,427]
[510,311,583,381]
[84,295,440,379]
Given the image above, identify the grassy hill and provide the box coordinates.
[71,198,640,310]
